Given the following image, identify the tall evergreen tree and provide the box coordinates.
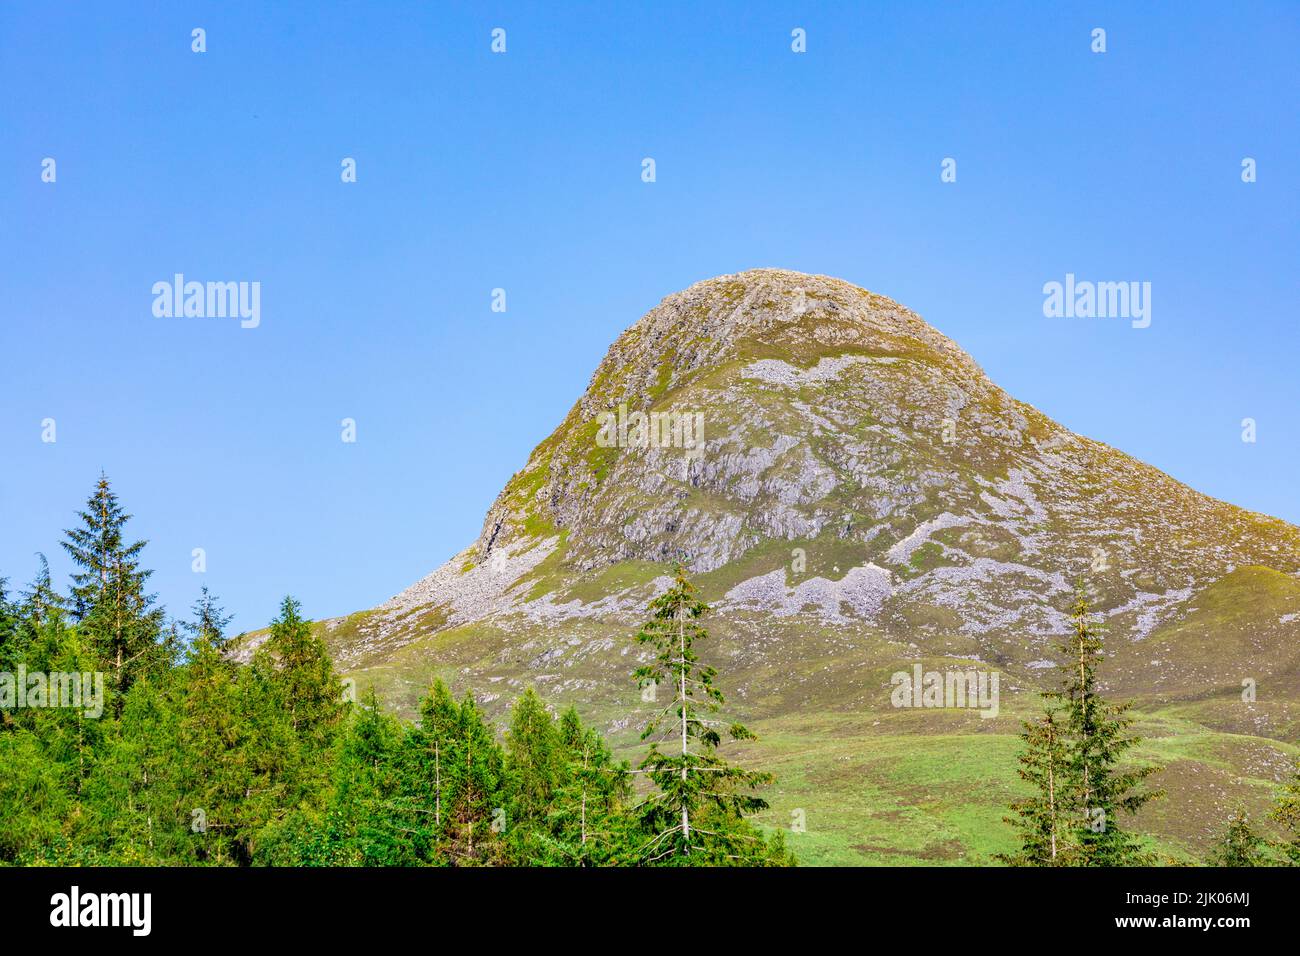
[176,612,244,864]
[417,678,460,834]
[0,577,16,665]
[264,596,344,756]
[633,565,776,864]
[445,691,506,864]
[504,687,564,824]
[311,688,409,865]
[549,705,633,865]
[1046,589,1162,865]
[999,707,1072,865]
[60,475,164,695]
[183,586,234,653]
[84,676,184,864]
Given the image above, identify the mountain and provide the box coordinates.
[245,269,1300,864]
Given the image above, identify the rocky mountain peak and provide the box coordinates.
[362,271,1298,675]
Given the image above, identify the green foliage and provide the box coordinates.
[998,708,1071,865]
[632,564,787,865]
[1270,760,1300,865]
[1002,589,1163,866]
[1207,809,1271,867]
[0,476,798,867]
[60,475,165,698]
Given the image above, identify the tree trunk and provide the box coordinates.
[679,607,689,849]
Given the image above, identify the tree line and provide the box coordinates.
[0,475,792,866]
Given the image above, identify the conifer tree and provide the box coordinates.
[317,688,409,865]
[264,596,344,757]
[445,691,506,864]
[999,707,1072,865]
[227,651,299,863]
[0,728,69,862]
[1047,589,1161,865]
[85,676,184,864]
[60,475,164,696]
[417,678,460,833]
[0,577,16,666]
[549,705,633,865]
[504,687,564,824]
[1270,760,1300,865]
[183,586,234,653]
[16,555,66,645]
[1208,808,1270,866]
[633,565,775,864]
[177,610,244,864]
[19,613,106,795]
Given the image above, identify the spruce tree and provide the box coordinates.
[1047,589,1162,865]
[318,688,408,865]
[999,707,1072,865]
[1208,808,1270,866]
[633,565,775,864]
[265,596,344,756]
[60,475,164,695]
[417,678,460,833]
[85,676,184,864]
[17,555,65,639]
[504,687,564,824]
[445,691,506,864]
[177,611,243,863]
[0,577,16,666]
[183,586,234,653]
[550,705,633,865]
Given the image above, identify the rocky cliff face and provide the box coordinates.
[375,268,1299,653]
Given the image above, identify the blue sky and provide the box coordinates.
[2,1,1296,633]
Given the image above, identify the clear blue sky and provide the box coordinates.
[2,1,1296,633]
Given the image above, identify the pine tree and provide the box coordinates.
[182,586,234,653]
[633,565,776,864]
[999,707,1072,865]
[1208,808,1270,866]
[549,705,633,865]
[177,611,243,863]
[445,691,506,864]
[84,676,184,864]
[264,596,344,758]
[504,687,564,824]
[316,689,409,865]
[0,577,16,666]
[60,475,164,696]
[417,678,460,834]
[1048,589,1162,865]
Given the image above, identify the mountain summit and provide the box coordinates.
[379,268,1298,643]
[284,270,1300,863]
